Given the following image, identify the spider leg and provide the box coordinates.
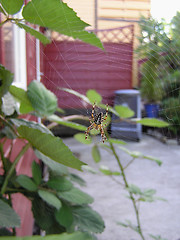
[85,123,94,139]
[102,104,108,122]
[100,125,107,143]
[91,102,96,121]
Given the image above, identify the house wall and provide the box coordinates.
[0,12,38,236]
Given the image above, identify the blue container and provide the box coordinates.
[145,104,159,118]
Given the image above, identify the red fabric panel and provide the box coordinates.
[43,40,133,108]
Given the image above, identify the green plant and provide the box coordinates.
[160,96,180,136]
[0,2,170,239]
[0,72,105,239]
[0,1,104,239]
[0,70,169,239]
[60,88,169,240]
[137,16,169,103]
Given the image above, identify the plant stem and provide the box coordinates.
[124,157,136,170]
[0,143,6,170]
[1,143,31,195]
[109,141,145,240]
[0,115,19,138]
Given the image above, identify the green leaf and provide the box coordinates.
[47,115,87,131]
[0,200,20,228]
[117,220,140,233]
[91,145,101,163]
[142,154,162,166]
[74,133,92,144]
[60,88,90,104]
[99,165,121,176]
[82,165,98,174]
[35,150,68,175]
[9,85,34,114]
[47,177,73,192]
[86,89,102,104]
[16,23,51,45]
[72,206,105,233]
[0,0,23,14]
[127,184,142,195]
[108,138,126,145]
[58,187,93,205]
[11,118,52,134]
[31,197,54,231]
[17,126,85,171]
[115,105,134,118]
[136,118,169,127]
[69,173,86,187]
[27,80,57,117]
[22,0,103,49]
[0,232,95,240]
[0,65,13,98]
[0,228,13,236]
[38,190,62,210]
[32,161,42,185]
[16,175,37,191]
[55,203,73,229]
[149,234,168,240]
[119,146,162,166]
[22,0,88,31]
[56,107,65,114]
[99,103,119,116]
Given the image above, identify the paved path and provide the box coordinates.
[64,135,180,240]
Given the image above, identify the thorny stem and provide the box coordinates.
[109,141,145,240]
[1,143,31,195]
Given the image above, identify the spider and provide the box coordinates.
[85,103,109,143]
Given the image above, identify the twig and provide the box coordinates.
[108,140,145,240]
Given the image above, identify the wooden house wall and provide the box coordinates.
[0,14,37,235]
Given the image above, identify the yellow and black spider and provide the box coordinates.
[85,103,108,143]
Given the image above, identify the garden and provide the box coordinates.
[0,1,180,240]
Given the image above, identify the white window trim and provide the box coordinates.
[13,13,27,90]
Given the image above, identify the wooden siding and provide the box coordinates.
[43,29,133,109]
[63,0,95,29]
[99,0,150,20]
[0,13,37,235]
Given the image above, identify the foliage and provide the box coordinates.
[137,16,169,103]
[0,232,95,240]
[69,89,169,240]
[0,2,170,240]
[0,1,104,238]
[137,13,180,104]
[0,0,103,49]
[0,65,169,239]
[0,67,105,238]
[160,96,180,135]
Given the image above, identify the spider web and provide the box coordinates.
[2,1,180,239]
[37,1,180,143]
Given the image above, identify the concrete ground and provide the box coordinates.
[63,135,180,240]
